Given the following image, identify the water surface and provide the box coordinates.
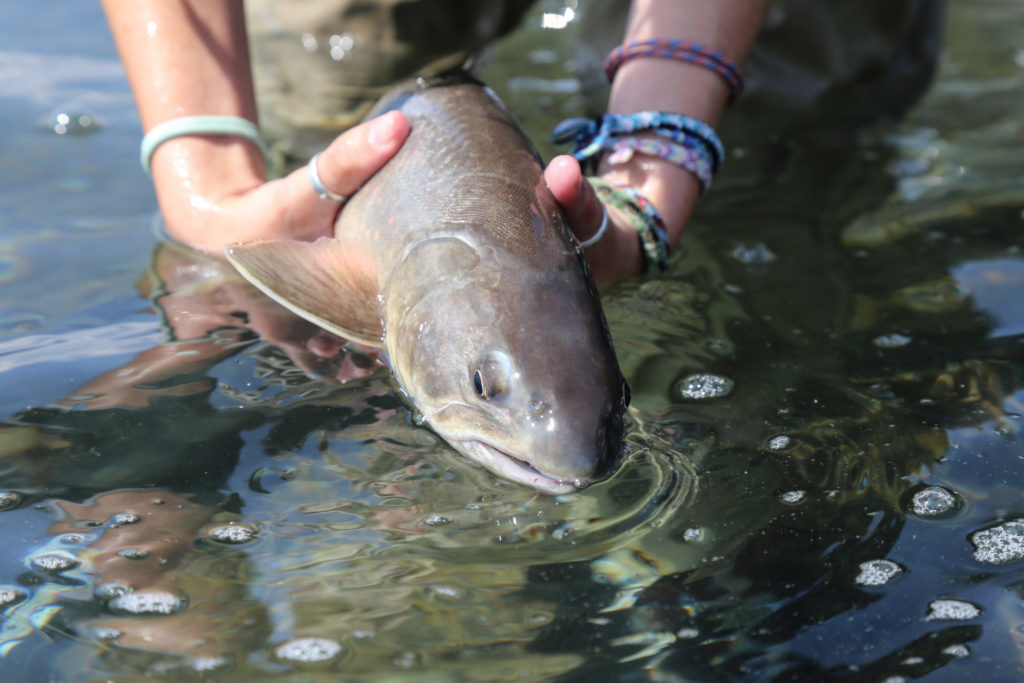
[1,1,1023,680]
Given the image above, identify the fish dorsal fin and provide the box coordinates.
[226,238,384,347]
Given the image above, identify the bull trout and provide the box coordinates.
[227,72,628,494]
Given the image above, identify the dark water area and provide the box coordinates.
[1,1,1024,681]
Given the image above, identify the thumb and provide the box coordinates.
[545,155,606,246]
[275,111,411,240]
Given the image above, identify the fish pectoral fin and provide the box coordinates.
[226,237,385,347]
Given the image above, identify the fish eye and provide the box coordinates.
[471,351,511,400]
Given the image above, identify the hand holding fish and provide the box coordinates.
[151,111,410,257]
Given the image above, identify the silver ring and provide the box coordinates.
[577,203,608,249]
[307,153,349,203]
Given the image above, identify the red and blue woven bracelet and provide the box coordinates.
[605,39,744,102]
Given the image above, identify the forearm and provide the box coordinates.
[602,0,771,253]
[101,0,267,244]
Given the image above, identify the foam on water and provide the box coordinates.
[108,512,141,527]
[107,589,187,616]
[0,587,26,609]
[30,553,80,574]
[969,518,1024,565]
[925,599,982,621]
[873,333,913,348]
[942,644,970,658]
[907,485,963,518]
[274,637,344,663]
[205,522,258,544]
[677,374,734,400]
[780,490,806,505]
[855,559,904,587]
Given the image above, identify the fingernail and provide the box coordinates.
[369,111,407,149]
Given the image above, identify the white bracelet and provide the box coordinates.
[140,115,268,175]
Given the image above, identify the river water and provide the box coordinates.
[1,1,1023,681]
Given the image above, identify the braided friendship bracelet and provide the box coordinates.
[605,39,744,101]
[552,112,723,190]
[140,115,269,176]
[606,137,714,190]
[587,178,671,274]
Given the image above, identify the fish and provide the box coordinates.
[226,71,628,494]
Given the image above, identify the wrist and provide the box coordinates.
[599,154,700,250]
[151,134,268,253]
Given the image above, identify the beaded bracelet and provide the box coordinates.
[605,39,744,101]
[140,116,269,176]
[587,178,671,274]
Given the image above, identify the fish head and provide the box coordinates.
[384,236,628,494]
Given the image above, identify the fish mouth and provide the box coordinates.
[457,440,585,495]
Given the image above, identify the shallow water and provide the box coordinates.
[2,1,1024,680]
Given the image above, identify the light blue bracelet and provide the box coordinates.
[139,115,268,176]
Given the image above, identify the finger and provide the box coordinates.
[312,110,410,200]
[268,111,410,241]
[545,155,606,246]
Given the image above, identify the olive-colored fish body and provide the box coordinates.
[228,72,627,493]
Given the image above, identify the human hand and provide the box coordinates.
[155,111,410,255]
[545,153,700,291]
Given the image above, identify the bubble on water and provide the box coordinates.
[970,518,1024,565]
[903,485,964,519]
[205,522,258,545]
[926,599,982,621]
[392,651,423,669]
[873,333,913,349]
[118,549,149,560]
[94,582,131,601]
[779,490,806,505]
[942,644,970,658]
[108,589,187,616]
[274,637,344,664]
[682,527,704,543]
[429,585,464,600]
[189,656,231,672]
[59,534,87,545]
[92,626,123,641]
[730,242,777,264]
[901,656,924,665]
[0,586,27,609]
[109,512,141,528]
[676,374,734,401]
[422,514,452,527]
[30,553,80,574]
[676,627,699,639]
[855,559,904,587]
[766,435,792,451]
[0,491,21,511]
